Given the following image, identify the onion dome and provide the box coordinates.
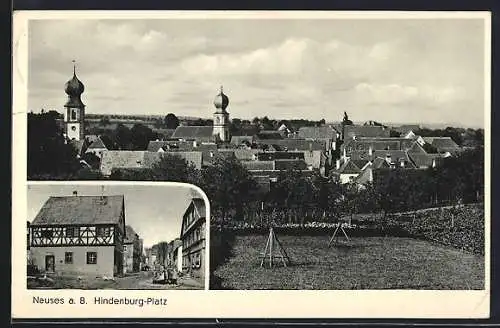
[64,62,85,108]
[213,86,229,111]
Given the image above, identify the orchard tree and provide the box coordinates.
[164,113,180,129]
[28,110,80,179]
[150,153,199,183]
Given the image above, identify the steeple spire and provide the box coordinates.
[220,85,224,94]
[72,60,76,76]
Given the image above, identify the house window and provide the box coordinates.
[65,227,79,237]
[65,252,73,264]
[41,230,53,238]
[96,227,111,237]
[86,252,97,264]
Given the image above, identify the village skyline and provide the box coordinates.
[28,18,486,129]
[27,184,202,248]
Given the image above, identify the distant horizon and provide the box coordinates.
[29,107,484,130]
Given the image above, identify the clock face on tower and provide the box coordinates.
[71,126,76,131]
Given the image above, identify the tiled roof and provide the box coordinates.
[423,137,460,152]
[298,126,338,140]
[257,152,305,161]
[274,159,308,171]
[408,153,443,168]
[191,198,206,218]
[31,195,124,226]
[100,151,147,176]
[218,149,259,161]
[241,161,275,171]
[230,136,254,145]
[87,137,107,149]
[258,139,326,151]
[344,125,391,138]
[171,126,215,140]
[124,225,138,244]
[69,139,85,155]
[338,160,362,174]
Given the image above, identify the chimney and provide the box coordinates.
[72,191,78,196]
[193,140,198,148]
[400,160,405,168]
[368,145,373,157]
[332,141,336,151]
[336,159,341,170]
[385,154,392,164]
[432,158,437,168]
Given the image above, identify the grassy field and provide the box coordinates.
[212,235,484,290]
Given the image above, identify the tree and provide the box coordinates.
[196,157,258,221]
[150,153,199,183]
[130,123,157,150]
[164,113,180,129]
[28,110,80,179]
[114,124,132,150]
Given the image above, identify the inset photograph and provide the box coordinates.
[26,182,207,290]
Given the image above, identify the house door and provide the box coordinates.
[45,255,55,272]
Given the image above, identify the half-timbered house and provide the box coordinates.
[29,193,126,278]
[180,198,206,282]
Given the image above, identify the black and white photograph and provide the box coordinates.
[26,183,207,290]
[13,10,490,318]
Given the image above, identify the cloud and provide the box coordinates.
[27,19,485,127]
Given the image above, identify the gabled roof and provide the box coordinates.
[230,136,254,145]
[338,159,362,174]
[31,195,124,226]
[258,139,326,151]
[232,126,260,136]
[171,126,215,140]
[298,126,338,140]
[274,159,308,171]
[69,139,86,155]
[423,137,460,151]
[124,225,138,244]
[100,151,147,176]
[87,137,107,150]
[344,125,391,138]
[241,160,275,171]
[408,153,443,168]
[257,152,305,161]
[218,149,259,161]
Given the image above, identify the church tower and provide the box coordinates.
[212,86,230,142]
[63,61,85,141]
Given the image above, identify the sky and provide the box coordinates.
[27,183,204,248]
[28,17,487,128]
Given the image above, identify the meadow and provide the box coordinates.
[212,235,484,290]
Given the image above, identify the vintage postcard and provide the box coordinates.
[12,10,490,319]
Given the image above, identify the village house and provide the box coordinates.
[84,136,108,159]
[29,192,126,278]
[99,150,203,176]
[123,225,142,274]
[180,198,206,282]
[167,238,182,272]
